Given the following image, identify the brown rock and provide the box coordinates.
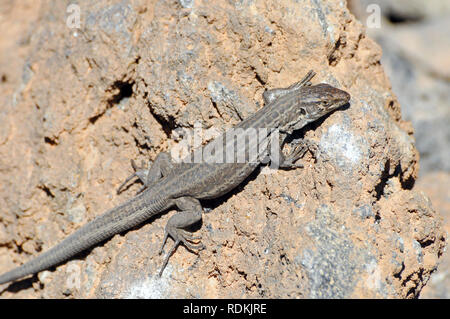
[349,0,450,298]
[415,172,450,299]
[348,1,450,174]
[0,0,445,298]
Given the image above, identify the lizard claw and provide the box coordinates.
[158,227,203,276]
[116,159,150,194]
[280,139,318,169]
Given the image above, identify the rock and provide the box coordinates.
[0,0,445,298]
[370,18,450,174]
[415,172,450,299]
[348,0,450,298]
[348,2,450,175]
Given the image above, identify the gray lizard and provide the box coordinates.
[0,70,350,285]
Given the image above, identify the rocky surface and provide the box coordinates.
[0,0,446,298]
[415,172,450,298]
[348,0,450,298]
[349,0,450,174]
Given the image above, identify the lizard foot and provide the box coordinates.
[158,227,204,277]
[280,139,318,169]
[117,152,174,195]
[116,159,150,194]
[157,197,204,276]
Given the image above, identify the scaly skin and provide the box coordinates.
[0,70,350,285]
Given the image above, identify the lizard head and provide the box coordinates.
[298,83,350,119]
[280,83,350,133]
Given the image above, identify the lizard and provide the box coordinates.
[0,70,350,285]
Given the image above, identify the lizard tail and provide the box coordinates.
[0,193,170,285]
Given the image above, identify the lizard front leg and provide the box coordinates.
[158,196,204,276]
[279,138,318,169]
[117,152,175,194]
[263,132,317,169]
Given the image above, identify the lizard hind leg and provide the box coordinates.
[116,152,174,195]
[158,196,204,276]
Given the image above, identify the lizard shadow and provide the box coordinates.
[3,275,36,293]
[3,246,109,293]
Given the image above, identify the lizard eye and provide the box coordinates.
[299,108,306,115]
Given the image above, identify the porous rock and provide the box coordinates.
[0,0,445,298]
